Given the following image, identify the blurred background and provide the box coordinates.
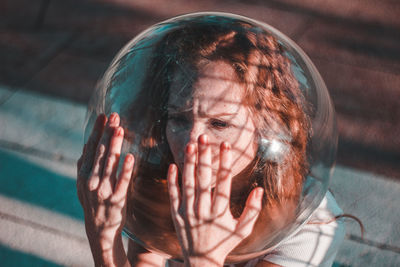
[0,0,399,266]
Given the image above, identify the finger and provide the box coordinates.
[87,143,106,191]
[167,164,182,221]
[87,114,118,194]
[101,126,124,190]
[96,113,121,199]
[98,113,120,179]
[168,165,187,247]
[196,134,212,218]
[77,144,86,169]
[212,142,232,215]
[236,187,263,238]
[79,114,106,178]
[182,143,196,218]
[76,144,87,202]
[77,180,89,206]
[112,153,135,201]
[76,157,84,192]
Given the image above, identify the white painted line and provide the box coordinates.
[0,195,86,242]
[0,217,92,266]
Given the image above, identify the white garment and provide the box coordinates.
[240,191,346,267]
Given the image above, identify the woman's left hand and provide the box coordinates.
[167,134,264,267]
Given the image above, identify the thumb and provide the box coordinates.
[235,187,263,239]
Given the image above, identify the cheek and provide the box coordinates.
[229,127,258,176]
[230,138,257,176]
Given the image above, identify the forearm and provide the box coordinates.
[88,232,130,267]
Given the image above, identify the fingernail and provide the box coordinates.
[169,164,177,174]
[186,143,195,154]
[109,113,116,123]
[222,142,230,150]
[126,154,133,163]
[256,188,264,198]
[199,134,208,145]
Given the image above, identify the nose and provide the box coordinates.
[173,121,204,167]
[187,120,204,145]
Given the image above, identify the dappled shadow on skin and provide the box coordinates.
[126,70,307,260]
[121,19,316,262]
[165,192,347,266]
[169,179,263,265]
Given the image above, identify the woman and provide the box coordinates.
[77,17,345,267]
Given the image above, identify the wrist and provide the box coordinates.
[184,256,224,267]
[89,233,129,267]
[85,222,123,249]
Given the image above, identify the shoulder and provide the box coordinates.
[260,191,346,267]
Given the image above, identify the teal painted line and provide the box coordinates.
[0,243,62,267]
[0,149,84,221]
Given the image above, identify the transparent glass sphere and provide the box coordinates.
[84,12,337,263]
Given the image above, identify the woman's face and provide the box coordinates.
[166,60,258,186]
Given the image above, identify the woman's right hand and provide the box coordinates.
[76,113,134,267]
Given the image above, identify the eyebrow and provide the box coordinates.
[203,111,238,117]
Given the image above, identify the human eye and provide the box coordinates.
[210,119,230,130]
